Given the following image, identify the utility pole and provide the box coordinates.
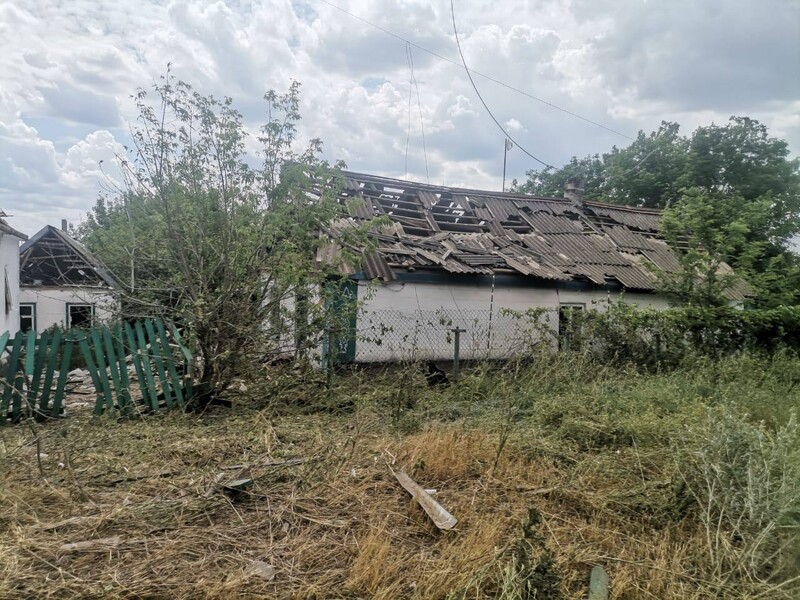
[502,139,513,192]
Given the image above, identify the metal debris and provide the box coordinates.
[245,561,276,580]
[588,565,610,600]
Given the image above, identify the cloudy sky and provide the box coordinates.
[1,0,799,236]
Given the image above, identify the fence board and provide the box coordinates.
[2,319,195,423]
[134,321,160,411]
[3,332,24,418]
[145,319,173,409]
[155,319,184,408]
[52,339,73,417]
[39,329,62,413]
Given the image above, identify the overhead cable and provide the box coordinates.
[450,0,554,169]
[318,0,635,141]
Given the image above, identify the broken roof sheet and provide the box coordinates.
[20,225,119,289]
[312,171,748,299]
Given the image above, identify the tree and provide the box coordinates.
[514,117,800,306]
[658,188,771,305]
[78,73,357,402]
[514,121,690,207]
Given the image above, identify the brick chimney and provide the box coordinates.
[61,219,68,232]
[564,180,585,208]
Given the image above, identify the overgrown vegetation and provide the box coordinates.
[77,73,363,402]
[2,351,798,599]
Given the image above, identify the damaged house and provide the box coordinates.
[0,212,28,336]
[312,171,748,363]
[19,223,120,334]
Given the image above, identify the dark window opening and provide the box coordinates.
[67,304,94,328]
[20,303,36,333]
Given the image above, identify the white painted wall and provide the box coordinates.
[0,232,22,335]
[18,287,119,333]
[354,279,673,363]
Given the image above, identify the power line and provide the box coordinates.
[404,43,413,175]
[451,0,554,169]
[407,43,430,183]
[317,0,635,142]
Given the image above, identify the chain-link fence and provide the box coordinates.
[353,308,560,363]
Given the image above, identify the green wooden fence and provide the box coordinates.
[1,319,195,423]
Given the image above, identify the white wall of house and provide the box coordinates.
[18,287,119,334]
[0,232,22,336]
[353,279,673,363]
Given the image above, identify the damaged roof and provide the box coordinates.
[20,225,119,289]
[314,171,749,300]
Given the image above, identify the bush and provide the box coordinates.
[673,406,800,591]
[552,302,800,368]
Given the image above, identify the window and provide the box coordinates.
[67,304,94,328]
[20,303,36,333]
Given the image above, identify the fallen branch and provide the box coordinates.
[104,469,174,486]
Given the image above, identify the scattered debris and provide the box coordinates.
[59,536,122,553]
[33,516,99,532]
[223,478,254,495]
[260,457,310,469]
[105,469,174,486]
[390,467,457,530]
[244,560,275,580]
[588,565,610,600]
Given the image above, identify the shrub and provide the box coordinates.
[673,406,800,591]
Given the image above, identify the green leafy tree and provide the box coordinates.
[78,73,357,401]
[515,117,800,306]
[658,188,769,305]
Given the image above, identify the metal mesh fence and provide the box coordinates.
[353,308,560,363]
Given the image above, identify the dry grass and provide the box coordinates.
[1,365,797,599]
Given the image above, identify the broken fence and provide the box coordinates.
[1,319,195,423]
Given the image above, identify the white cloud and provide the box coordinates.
[0,0,797,237]
[447,95,477,118]
[505,118,525,133]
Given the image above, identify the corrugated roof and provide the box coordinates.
[310,171,749,298]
